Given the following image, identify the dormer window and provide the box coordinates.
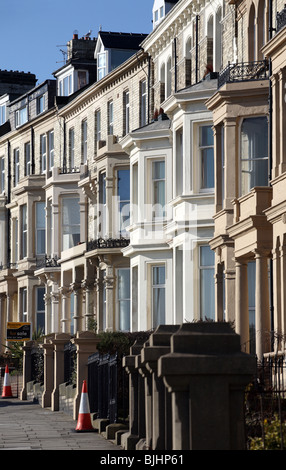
[0,104,6,125]
[16,106,28,127]
[37,95,45,114]
[98,51,107,80]
[59,74,72,96]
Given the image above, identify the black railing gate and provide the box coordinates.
[88,352,128,424]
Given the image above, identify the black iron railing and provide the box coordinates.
[88,352,127,423]
[87,237,130,252]
[276,5,286,33]
[218,60,269,88]
[246,354,286,449]
[36,255,60,268]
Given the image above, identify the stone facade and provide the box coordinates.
[0,0,286,363]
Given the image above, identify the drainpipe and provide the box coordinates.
[148,54,151,124]
[196,15,200,83]
[268,0,274,348]
[7,140,11,267]
[174,37,177,93]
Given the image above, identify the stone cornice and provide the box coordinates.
[141,0,204,58]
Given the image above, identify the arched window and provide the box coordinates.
[207,15,214,71]
[166,57,172,98]
[215,7,222,72]
[248,3,256,61]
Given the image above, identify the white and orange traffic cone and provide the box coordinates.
[75,380,94,432]
[2,365,13,398]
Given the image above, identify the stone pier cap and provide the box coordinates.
[158,322,256,380]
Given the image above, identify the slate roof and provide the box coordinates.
[98,31,148,50]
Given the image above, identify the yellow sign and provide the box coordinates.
[6,322,31,342]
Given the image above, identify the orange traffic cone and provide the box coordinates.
[75,380,94,432]
[2,365,13,398]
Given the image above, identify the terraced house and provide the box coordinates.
[1,0,286,363]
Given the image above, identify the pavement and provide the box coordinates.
[0,397,123,451]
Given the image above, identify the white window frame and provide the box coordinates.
[198,123,214,192]
[16,106,28,127]
[35,202,46,256]
[116,267,131,331]
[151,264,166,328]
[151,159,166,220]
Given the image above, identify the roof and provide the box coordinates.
[98,31,148,50]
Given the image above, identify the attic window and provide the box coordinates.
[98,52,107,80]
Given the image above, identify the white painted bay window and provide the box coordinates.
[117,169,130,235]
[199,125,214,190]
[152,160,166,219]
[40,134,47,173]
[199,245,215,320]
[117,268,130,331]
[152,265,166,327]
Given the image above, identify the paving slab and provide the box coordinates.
[0,398,122,451]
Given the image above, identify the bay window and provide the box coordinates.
[199,125,214,190]
[99,172,106,237]
[117,268,130,331]
[117,169,130,235]
[152,265,166,327]
[20,204,27,259]
[62,196,80,250]
[36,202,46,256]
[152,160,166,219]
[240,116,268,195]
[199,245,215,320]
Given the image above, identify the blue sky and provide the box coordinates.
[0,0,155,85]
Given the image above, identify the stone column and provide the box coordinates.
[141,325,179,450]
[42,335,55,408]
[0,295,5,355]
[235,258,249,352]
[278,68,286,174]
[280,244,286,350]
[20,340,36,400]
[105,266,115,331]
[71,283,82,333]
[72,331,99,420]
[135,351,150,450]
[223,118,237,210]
[122,341,145,450]
[51,333,72,411]
[51,285,60,333]
[81,280,94,331]
[158,322,256,450]
[271,73,280,179]
[272,245,281,351]
[254,250,271,360]
[59,287,71,333]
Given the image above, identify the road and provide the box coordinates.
[0,397,122,451]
